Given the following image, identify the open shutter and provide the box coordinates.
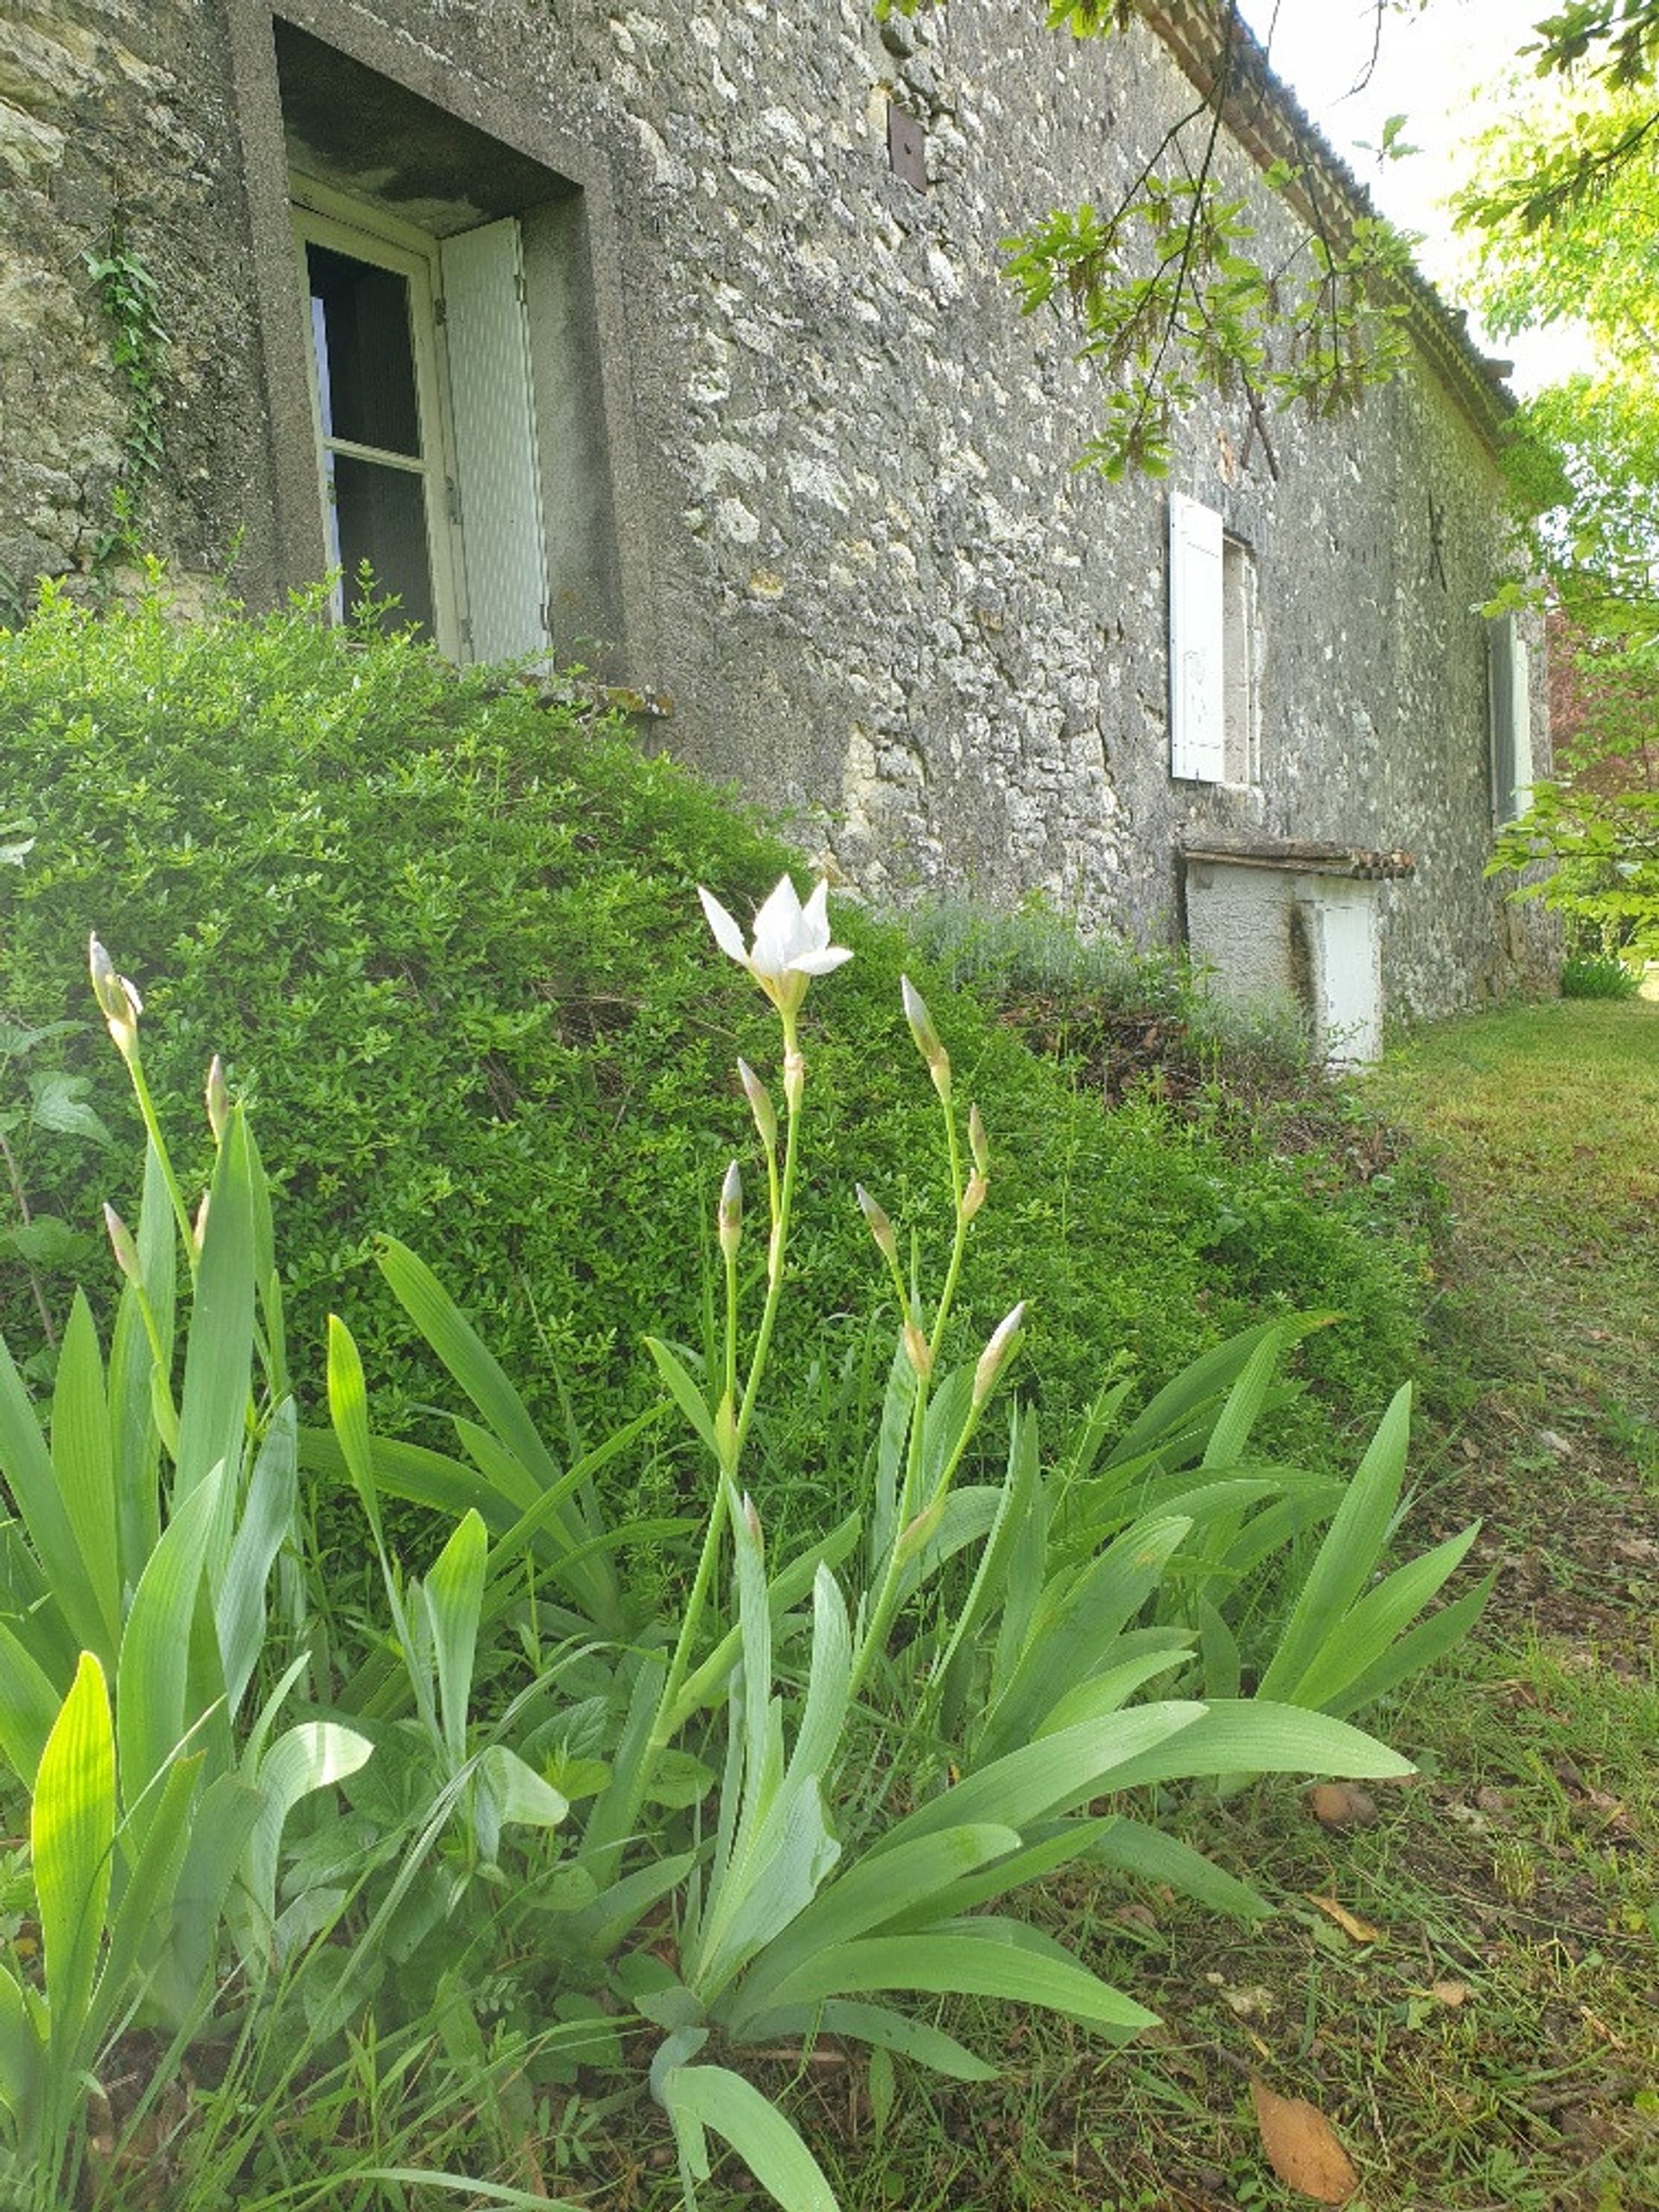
[439,219,550,664]
[1169,493,1226,781]
[1488,612,1534,823]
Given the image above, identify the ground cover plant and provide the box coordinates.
[0,882,1490,2209]
[0,589,1431,1582]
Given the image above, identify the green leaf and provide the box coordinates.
[45,1294,122,1663]
[882,1702,1207,1850]
[1090,1814,1269,1920]
[35,1653,115,2050]
[301,1425,506,1532]
[0,1960,41,2136]
[1286,1524,1483,1711]
[375,1240,568,1496]
[979,1516,1192,1758]
[423,1510,487,1770]
[751,1923,1157,2035]
[643,1749,718,1811]
[1325,1573,1495,1719]
[659,2063,840,2212]
[96,1750,207,2045]
[215,1398,298,1717]
[853,1820,1115,1943]
[173,1109,257,1533]
[116,1469,224,1840]
[644,1335,721,1462]
[241,1721,373,1956]
[737,1999,996,2082]
[25,1071,112,1147]
[0,1327,109,1661]
[0,1624,65,1787]
[476,1745,569,1829]
[1097,1700,1414,1790]
[729,1825,1020,2026]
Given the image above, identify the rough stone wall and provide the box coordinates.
[0,0,1555,1014]
[0,0,281,605]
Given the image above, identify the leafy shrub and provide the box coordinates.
[1,589,1427,1572]
[1561,950,1643,998]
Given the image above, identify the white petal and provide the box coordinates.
[750,874,805,976]
[788,945,854,976]
[801,878,831,950]
[698,885,749,964]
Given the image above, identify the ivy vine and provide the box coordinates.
[82,224,169,568]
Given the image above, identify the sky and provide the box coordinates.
[1235,0,1599,391]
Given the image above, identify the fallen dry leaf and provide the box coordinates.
[1429,1979,1469,2006]
[1308,1894,1383,1946]
[1307,1783,1378,1832]
[1249,2078,1359,2204]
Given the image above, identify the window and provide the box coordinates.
[1488,610,1534,823]
[294,183,550,663]
[1168,492,1258,785]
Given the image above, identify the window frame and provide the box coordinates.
[290,181,464,658]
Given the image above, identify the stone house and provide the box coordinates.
[0,0,1555,1056]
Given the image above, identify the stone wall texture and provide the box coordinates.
[0,0,1559,1017]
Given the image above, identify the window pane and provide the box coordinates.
[327,453,436,636]
[307,242,423,457]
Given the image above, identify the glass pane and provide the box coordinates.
[327,453,436,637]
[306,242,423,458]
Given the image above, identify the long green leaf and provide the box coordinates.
[753,1925,1157,2034]
[644,1336,721,1463]
[376,1239,568,1494]
[139,1765,257,2024]
[173,1110,257,1533]
[0,1960,41,2138]
[423,1510,487,1770]
[980,1514,1192,1758]
[215,1398,298,1717]
[94,1750,204,2048]
[1325,1574,1495,1719]
[300,1425,507,1529]
[737,1999,997,2082]
[728,1824,1020,2026]
[48,1294,121,1663]
[0,1330,106,1661]
[1091,1813,1270,1919]
[116,1471,223,1842]
[1286,1524,1482,1710]
[0,1624,66,1788]
[861,1819,1117,1942]
[1200,1331,1287,1471]
[1096,1700,1414,1790]
[880,1702,1206,1851]
[35,1653,115,2052]
[660,2063,840,2212]
[1258,1383,1413,1700]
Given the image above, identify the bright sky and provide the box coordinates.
[1236,0,1600,391]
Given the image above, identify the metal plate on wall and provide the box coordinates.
[887,100,926,191]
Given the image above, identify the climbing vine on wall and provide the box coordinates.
[82,225,169,567]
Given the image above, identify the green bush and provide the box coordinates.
[1,589,1427,1563]
[1561,950,1643,998]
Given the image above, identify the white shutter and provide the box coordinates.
[439,219,550,664]
[1488,611,1535,822]
[1169,493,1226,782]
